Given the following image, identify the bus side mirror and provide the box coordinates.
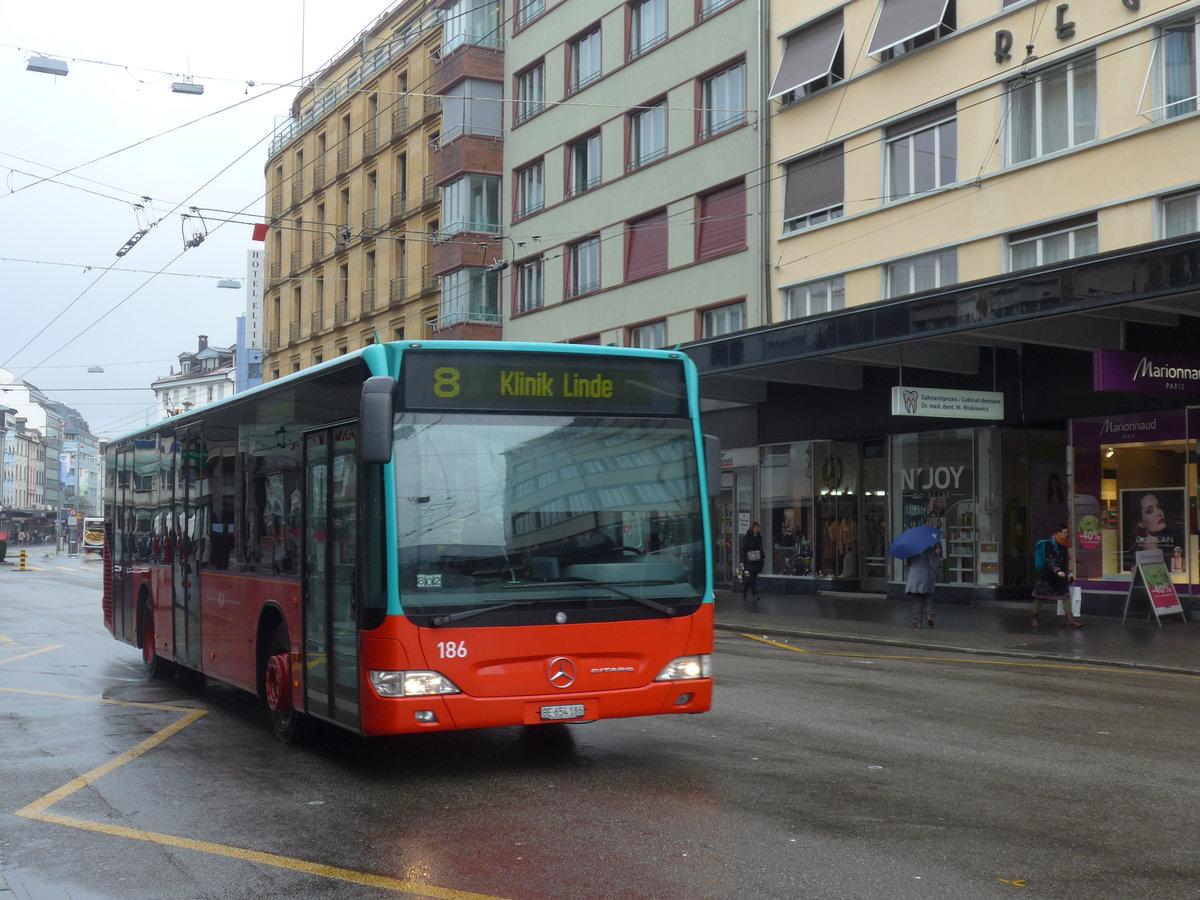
[704,434,721,499]
[360,376,397,464]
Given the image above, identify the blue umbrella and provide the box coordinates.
[888,525,943,559]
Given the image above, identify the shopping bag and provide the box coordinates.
[1056,587,1083,617]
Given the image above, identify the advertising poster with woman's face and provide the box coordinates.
[1122,488,1185,572]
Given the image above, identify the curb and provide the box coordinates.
[714,620,1200,678]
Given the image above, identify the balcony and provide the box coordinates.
[270,195,283,218]
[390,190,408,222]
[362,208,378,232]
[361,288,376,314]
[391,104,409,137]
[422,174,437,208]
[421,263,437,293]
[288,322,301,343]
[313,162,327,188]
[269,260,282,281]
[424,93,442,119]
[267,330,279,351]
[336,147,351,175]
[389,275,407,305]
[290,179,304,208]
[311,310,324,334]
[334,300,350,326]
[290,250,302,274]
[362,128,378,157]
[312,236,326,260]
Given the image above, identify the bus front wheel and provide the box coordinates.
[264,623,303,744]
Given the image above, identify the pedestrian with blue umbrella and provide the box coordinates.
[889,526,943,629]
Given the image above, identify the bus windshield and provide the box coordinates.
[393,413,705,625]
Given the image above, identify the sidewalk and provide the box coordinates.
[713,588,1200,676]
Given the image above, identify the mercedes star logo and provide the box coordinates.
[547,656,576,689]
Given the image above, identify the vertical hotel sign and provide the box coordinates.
[245,249,264,350]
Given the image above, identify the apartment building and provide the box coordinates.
[688,0,1200,609]
[263,1,445,378]
[499,0,764,346]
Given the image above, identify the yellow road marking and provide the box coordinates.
[0,632,15,643]
[4,685,515,899]
[998,877,1028,887]
[727,631,1200,680]
[0,645,63,665]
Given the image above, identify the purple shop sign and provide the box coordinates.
[1093,349,1200,397]
[1071,408,1187,446]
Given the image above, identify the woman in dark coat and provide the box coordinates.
[741,522,765,601]
[905,544,940,628]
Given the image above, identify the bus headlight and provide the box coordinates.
[370,670,462,697]
[654,655,712,681]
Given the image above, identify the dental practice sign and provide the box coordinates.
[891,386,1004,420]
[1094,350,1200,397]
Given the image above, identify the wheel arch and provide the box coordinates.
[255,602,288,699]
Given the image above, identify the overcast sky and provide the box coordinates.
[1,0,399,439]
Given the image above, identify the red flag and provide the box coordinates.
[252,223,269,241]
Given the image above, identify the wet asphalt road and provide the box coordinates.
[2,556,1199,899]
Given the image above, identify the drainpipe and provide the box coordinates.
[757,0,772,327]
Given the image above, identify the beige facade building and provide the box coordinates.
[262,1,445,380]
[768,0,1200,319]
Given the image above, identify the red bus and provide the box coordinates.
[103,341,716,741]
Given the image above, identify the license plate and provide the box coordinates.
[540,703,585,721]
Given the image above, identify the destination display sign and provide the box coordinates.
[399,350,689,416]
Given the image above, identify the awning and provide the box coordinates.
[868,0,952,56]
[783,146,844,221]
[769,13,843,100]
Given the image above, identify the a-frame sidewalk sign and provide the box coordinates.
[1123,549,1188,626]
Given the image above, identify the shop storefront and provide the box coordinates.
[752,426,1013,599]
[1071,407,1199,612]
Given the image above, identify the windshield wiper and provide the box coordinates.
[503,579,681,617]
[429,598,542,627]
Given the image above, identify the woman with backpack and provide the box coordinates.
[1032,524,1082,628]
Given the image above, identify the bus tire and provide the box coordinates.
[140,596,174,679]
[264,622,304,744]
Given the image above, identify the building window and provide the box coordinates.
[630,0,666,60]
[516,63,544,123]
[629,321,666,348]
[868,0,956,59]
[629,100,666,170]
[1007,53,1097,164]
[568,235,600,297]
[443,0,501,54]
[701,0,737,18]
[516,0,545,29]
[782,145,844,234]
[770,12,844,102]
[440,268,500,325]
[441,78,503,143]
[1155,17,1199,119]
[568,132,601,196]
[1163,189,1200,237]
[441,175,500,235]
[696,181,747,260]
[570,27,602,93]
[700,62,746,139]
[1008,215,1098,271]
[885,249,958,298]
[516,161,544,219]
[886,104,957,201]
[516,258,544,313]
[782,276,845,319]
[701,302,745,338]
[626,209,668,281]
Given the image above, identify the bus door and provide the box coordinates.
[302,425,361,730]
[172,427,204,670]
[111,445,134,641]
